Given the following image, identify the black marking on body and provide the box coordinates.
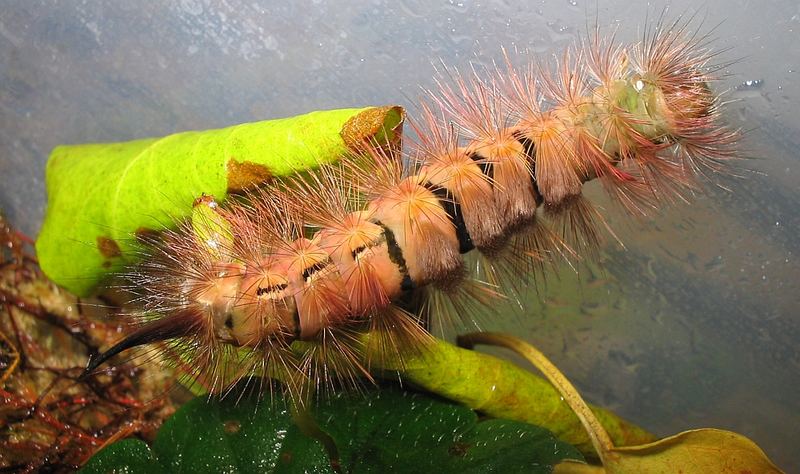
[511,133,542,202]
[257,283,288,296]
[400,274,416,292]
[350,234,386,260]
[422,182,475,254]
[468,151,494,182]
[372,220,416,292]
[302,259,333,282]
[351,245,367,259]
[373,221,408,271]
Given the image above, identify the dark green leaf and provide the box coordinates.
[315,386,582,473]
[152,395,332,473]
[80,438,165,474]
[81,386,581,473]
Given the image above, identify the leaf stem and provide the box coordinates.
[457,332,614,463]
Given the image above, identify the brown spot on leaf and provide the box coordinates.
[448,441,470,457]
[340,106,405,153]
[227,159,273,193]
[193,194,217,208]
[96,236,121,258]
[223,420,241,434]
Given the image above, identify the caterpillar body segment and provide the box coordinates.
[83,24,737,402]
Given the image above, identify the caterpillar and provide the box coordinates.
[83,18,737,402]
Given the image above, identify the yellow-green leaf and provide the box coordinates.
[35,106,404,296]
[603,428,784,474]
[366,336,655,456]
[457,333,784,474]
[554,429,784,474]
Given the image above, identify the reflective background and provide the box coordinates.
[1,1,798,470]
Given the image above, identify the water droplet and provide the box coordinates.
[735,79,764,90]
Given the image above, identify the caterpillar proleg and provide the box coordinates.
[82,18,738,403]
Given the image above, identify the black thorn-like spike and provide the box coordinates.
[80,309,204,379]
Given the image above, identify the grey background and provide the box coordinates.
[1,0,798,471]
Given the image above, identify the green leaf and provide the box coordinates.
[81,393,332,474]
[153,394,332,473]
[368,336,655,457]
[36,106,404,296]
[80,438,165,474]
[81,385,582,473]
[315,386,583,473]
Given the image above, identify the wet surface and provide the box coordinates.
[1,0,799,471]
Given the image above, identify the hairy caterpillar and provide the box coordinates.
[82,18,737,402]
